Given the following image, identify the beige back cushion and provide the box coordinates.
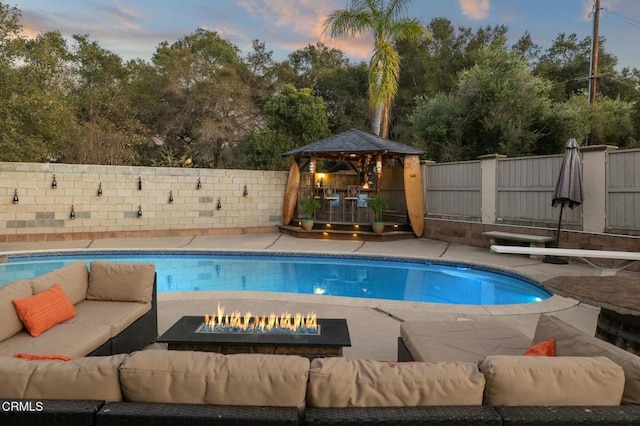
[31,261,89,305]
[88,261,155,303]
[119,351,310,411]
[0,280,32,342]
[533,314,640,405]
[307,358,485,407]
[480,355,624,406]
[0,354,126,402]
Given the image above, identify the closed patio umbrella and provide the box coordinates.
[544,139,584,264]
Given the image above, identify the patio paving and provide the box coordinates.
[2,233,626,361]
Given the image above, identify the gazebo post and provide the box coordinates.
[309,156,316,198]
[375,154,383,193]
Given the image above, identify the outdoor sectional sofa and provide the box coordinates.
[0,260,157,357]
[0,314,639,426]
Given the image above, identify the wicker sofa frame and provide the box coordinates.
[1,399,639,426]
[86,274,158,357]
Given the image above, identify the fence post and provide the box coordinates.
[478,154,506,224]
[581,145,618,233]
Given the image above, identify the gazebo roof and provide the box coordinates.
[282,128,424,159]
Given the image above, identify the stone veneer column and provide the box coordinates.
[478,154,506,224]
[581,145,618,233]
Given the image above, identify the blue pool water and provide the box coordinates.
[0,251,551,305]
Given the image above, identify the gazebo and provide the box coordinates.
[281,128,425,238]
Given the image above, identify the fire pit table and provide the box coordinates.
[158,316,351,359]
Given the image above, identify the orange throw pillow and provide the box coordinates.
[14,353,72,361]
[523,338,556,356]
[12,284,76,337]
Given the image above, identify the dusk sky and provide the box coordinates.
[12,0,640,70]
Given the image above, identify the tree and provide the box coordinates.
[0,2,21,57]
[590,97,636,147]
[1,29,78,162]
[283,42,349,89]
[394,19,512,144]
[278,43,369,133]
[538,95,591,153]
[323,0,427,137]
[245,39,278,107]
[410,93,463,161]
[69,34,149,165]
[411,47,554,160]
[534,33,620,101]
[150,29,257,168]
[243,84,330,170]
[534,33,639,145]
[315,62,369,133]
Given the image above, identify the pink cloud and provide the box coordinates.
[234,0,373,60]
[459,0,490,20]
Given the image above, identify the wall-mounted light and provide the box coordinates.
[137,205,143,218]
[13,189,19,204]
[216,198,222,210]
[168,191,174,204]
[97,182,103,197]
[197,177,202,190]
[51,174,57,189]
[243,185,248,197]
[138,176,142,190]
[70,205,76,220]
[309,159,315,174]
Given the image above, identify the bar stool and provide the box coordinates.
[357,193,369,222]
[344,185,361,222]
[323,187,339,221]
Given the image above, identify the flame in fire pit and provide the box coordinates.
[202,303,318,334]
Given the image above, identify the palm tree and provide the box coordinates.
[323,0,427,138]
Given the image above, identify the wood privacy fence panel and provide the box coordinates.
[496,155,582,225]
[607,149,640,230]
[425,161,481,219]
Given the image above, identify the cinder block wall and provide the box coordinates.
[0,163,287,242]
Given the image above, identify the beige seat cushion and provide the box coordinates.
[30,261,89,305]
[88,261,155,303]
[66,300,150,338]
[400,318,532,362]
[119,351,310,411]
[480,355,625,406]
[0,354,126,402]
[0,323,111,358]
[533,314,640,405]
[0,280,32,342]
[307,357,485,407]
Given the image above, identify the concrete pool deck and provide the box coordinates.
[1,233,626,360]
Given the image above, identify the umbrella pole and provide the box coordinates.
[555,204,564,248]
[544,204,568,264]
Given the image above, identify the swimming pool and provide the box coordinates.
[0,251,551,305]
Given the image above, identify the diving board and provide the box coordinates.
[490,245,640,276]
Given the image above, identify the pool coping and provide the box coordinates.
[1,247,578,316]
